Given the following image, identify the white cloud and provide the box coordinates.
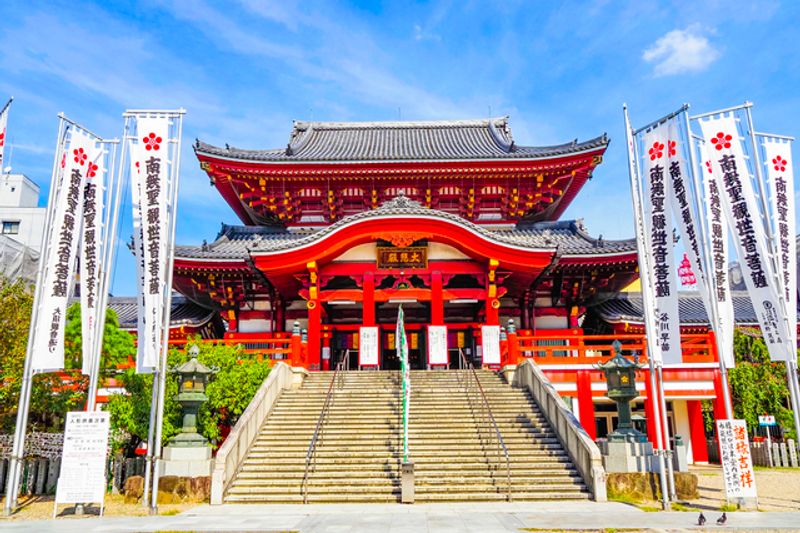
[642,24,720,76]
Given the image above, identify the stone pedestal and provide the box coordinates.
[159,446,213,477]
[401,462,414,504]
[599,440,656,473]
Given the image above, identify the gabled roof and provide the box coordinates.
[594,292,762,326]
[195,117,609,163]
[107,295,217,330]
[174,196,636,260]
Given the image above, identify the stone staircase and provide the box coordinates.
[223,369,590,503]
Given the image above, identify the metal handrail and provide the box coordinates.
[458,349,511,501]
[301,353,347,503]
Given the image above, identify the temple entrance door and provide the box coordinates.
[381,328,426,370]
[331,329,358,369]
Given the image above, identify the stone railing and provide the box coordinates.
[512,359,607,501]
[209,362,305,504]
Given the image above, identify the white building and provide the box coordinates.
[0,174,45,282]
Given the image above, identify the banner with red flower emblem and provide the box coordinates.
[31,129,92,372]
[0,97,11,172]
[761,135,797,357]
[697,139,735,368]
[80,140,105,375]
[639,124,682,365]
[698,114,792,362]
[129,142,150,372]
[130,117,170,373]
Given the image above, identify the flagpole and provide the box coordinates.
[0,96,12,116]
[85,139,121,412]
[623,105,670,510]
[745,109,800,444]
[684,115,734,419]
[3,116,66,516]
[150,110,186,514]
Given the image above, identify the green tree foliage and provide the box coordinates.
[0,278,137,432]
[727,329,795,439]
[105,337,271,454]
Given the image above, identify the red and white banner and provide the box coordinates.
[80,142,105,375]
[762,135,797,355]
[130,119,169,373]
[0,98,10,172]
[130,142,151,372]
[699,115,792,362]
[640,125,682,365]
[698,140,736,368]
[717,419,757,500]
[31,129,91,372]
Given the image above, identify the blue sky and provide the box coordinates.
[0,0,797,296]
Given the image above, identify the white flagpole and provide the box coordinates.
[623,104,670,510]
[85,138,121,411]
[149,109,186,514]
[744,108,800,445]
[684,118,734,419]
[3,115,67,516]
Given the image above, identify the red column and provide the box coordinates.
[307,301,321,370]
[644,369,659,447]
[576,370,596,440]
[687,400,709,463]
[363,271,375,326]
[431,271,443,325]
[712,369,730,421]
[321,333,331,371]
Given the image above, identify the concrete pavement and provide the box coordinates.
[1,501,800,532]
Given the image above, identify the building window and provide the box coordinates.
[2,221,20,235]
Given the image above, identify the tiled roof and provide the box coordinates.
[174,196,636,260]
[593,292,762,326]
[195,117,608,163]
[107,295,217,330]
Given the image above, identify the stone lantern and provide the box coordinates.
[169,344,217,447]
[597,340,646,443]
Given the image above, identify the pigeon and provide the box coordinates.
[717,512,727,525]
[697,512,706,526]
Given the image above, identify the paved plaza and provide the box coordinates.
[2,501,800,532]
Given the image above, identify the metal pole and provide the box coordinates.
[86,139,122,411]
[624,105,669,510]
[150,110,186,514]
[3,116,66,516]
[745,109,800,443]
[657,363,677,500]
[648,358,670,510]
[684,114,735,418]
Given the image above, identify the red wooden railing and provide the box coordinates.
[505,331,717,366]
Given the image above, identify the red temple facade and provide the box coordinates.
[170,117,732,464]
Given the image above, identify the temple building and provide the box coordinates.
[167,117,743,464]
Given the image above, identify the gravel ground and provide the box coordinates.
[0,493,196,521]
[688,465,800,512]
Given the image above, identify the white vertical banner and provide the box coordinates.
[80,143,105,375]
[427,325,448,366]
[762,135,797,353]
[31,129,92,372]
[640,125,683,365]
[481,325,501,365]
[359,326,379,366]
[130,120,169,373]
[698,115,791,361]
[698,139,736,368]
[716,419,757,500]
[0,98,11,171]
[130,142,151,373]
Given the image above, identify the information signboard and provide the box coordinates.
[717,419,757,501]
[758,415,776,426]
[481,325,501,365]
[359,326,379,367]
[55,411,110,507]
[427,326,448,366]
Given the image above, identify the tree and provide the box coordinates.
[0,276,35,432]
[105,337,271,455]
[728,329,796,439]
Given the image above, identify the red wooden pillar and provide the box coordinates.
[307,261,321,370]
[712,369,730,421]
[576,370,596,440]
[644,369,659,447]
[291,322,302,367]
[687,399,709,463]
[485,259,500,326]
[431,271,443,325]
[363,271,375,326]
